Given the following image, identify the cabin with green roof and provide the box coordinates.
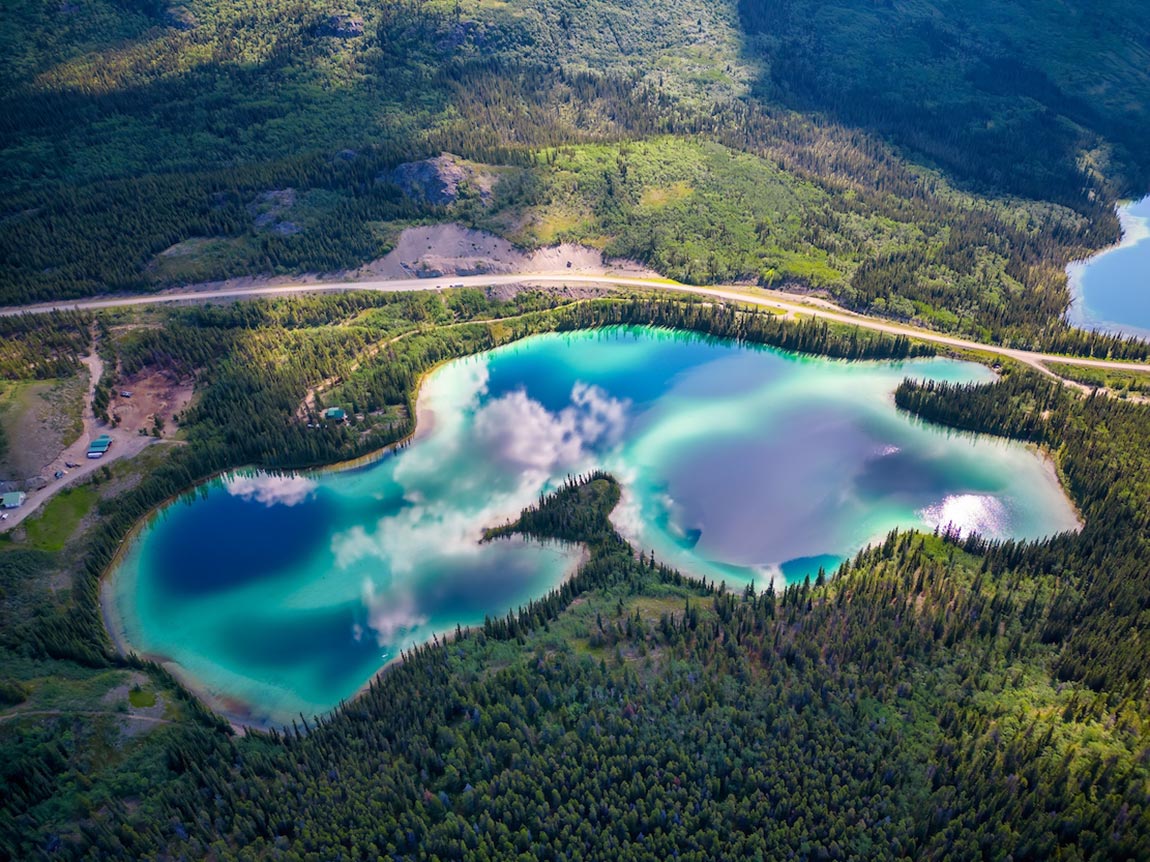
[87,434,113,458]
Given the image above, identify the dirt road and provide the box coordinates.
[0,351,158,533]
[5,274,1150,376]
[0,708,172,726]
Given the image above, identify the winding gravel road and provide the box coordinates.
[4,271,1147,530]
[5,273,1150,375]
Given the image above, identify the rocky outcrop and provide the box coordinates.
[325,13,364,37]
[386,154,496,206]
[249,189,302,236]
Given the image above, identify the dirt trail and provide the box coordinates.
[0,708,173,726]
[298,299,587,417]
[6,274,1148,376]
[1,351,163,533]
[298,329,414,419]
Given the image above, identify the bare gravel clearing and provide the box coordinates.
[0,353,195,533]
[346,223,658,281]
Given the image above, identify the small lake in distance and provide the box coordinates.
[1067,195,1150,339]
[108,326,1082,725]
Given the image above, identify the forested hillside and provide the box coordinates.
[739,0,1150,203]
[3,0,1149,346]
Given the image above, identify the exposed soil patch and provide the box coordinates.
[1,353,195,534]
[127,222,658,301]
[108,368,195,439]
[348,223,658,281]
[100,672,148,708]
[98,672,169,737]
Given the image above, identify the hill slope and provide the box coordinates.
[2,0,1149,346]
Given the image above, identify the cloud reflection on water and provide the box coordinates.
[119,328,1082,723]
[225,473,319,507]
[334,381,630,647]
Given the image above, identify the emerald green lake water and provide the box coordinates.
[1067,196,1150,338]
[109,327,1081,725]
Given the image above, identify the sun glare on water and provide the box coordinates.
[920,494,1007,538]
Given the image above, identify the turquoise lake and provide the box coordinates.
[109,327,1081,725]
[1067,195,1150,338]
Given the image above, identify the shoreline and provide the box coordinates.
[1065,197,1150,336]
[343,541,591,712]
[99,540,277,733]
[1035,443,1085,533]
[107,534,591,732]
[96,324,1088,730]
[98,343,593,730]
[95,361,454,729]
[310,358,446,477]
[97,352,453,651]
[97,517,288,733]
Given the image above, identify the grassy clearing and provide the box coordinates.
[21,485,98,552]
[485,138,835,285]
[639,182,693,209]
[2,667,129,714]
[558,582,710,658]
[128,686,157,708]
[0,373,87,479]
[472,137,973,297]
[628,594,696,623]
[146,237,255,285]
[1047,361,1150,395]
